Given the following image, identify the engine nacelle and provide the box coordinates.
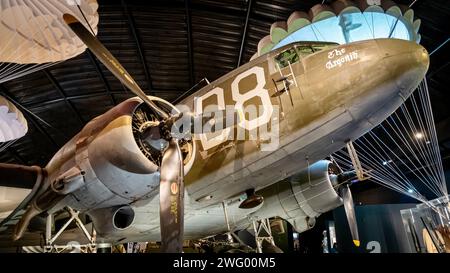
[253,160,343,233]
[45,97,195,212]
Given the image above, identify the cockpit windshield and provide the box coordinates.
[274,42,338,68]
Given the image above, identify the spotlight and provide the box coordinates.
[415,132,424,139]
[382,160,393,166]
[408,189,414,194]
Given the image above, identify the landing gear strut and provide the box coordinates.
[252,218,277,253]
[43,207,98,253]
[221,201,248,246]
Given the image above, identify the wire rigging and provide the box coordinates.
[333,78,448,205]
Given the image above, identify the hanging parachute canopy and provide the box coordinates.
[0,95,27,143]
[0,0,99,83]
[254,0,421,58]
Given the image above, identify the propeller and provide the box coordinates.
[336,170,360,247]
[339,184,360,247]
[159,139,184,252]
[64,14,185,252]
[62,14,169,120]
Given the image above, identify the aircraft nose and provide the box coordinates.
[377,39,429,97]
[404,41,430,70]
[345,39,429,126]
[416,43,430,66]
[378,38,428,60]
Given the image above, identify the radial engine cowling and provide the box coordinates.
[254,160,343,233]
[289,159,343,214]
[46,97,195,211]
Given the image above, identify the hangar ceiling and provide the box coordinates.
[0,0,449,184]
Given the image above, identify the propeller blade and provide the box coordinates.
[339,185,360,247]
[63,14,168,119]
[159,139,184,252]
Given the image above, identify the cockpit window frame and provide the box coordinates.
[274,41,339,68]
[274,47,300,69]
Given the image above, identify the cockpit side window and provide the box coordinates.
[274,43,338,68]
[274,48,299,68]
[296,45,314,57]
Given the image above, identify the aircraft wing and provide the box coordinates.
[0,187,36,233]
[0,164,42,233]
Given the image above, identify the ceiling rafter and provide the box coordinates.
[5,147,27,165]
[43,69,85,127]
[185,0,195,86]
[86,50,117,105]
[122,0,154,95]
[19,90,179,109]
[237,0,254,67]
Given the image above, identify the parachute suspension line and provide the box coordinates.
[332,78,447,205]
[334,142,429,203]
[311,23,326,42]
[341,139,425,199]
[0,139,18,153]
[373,123,443,198]
[4,94,69,140]
[388,0,420,38]
[408,89,446,196]
[421,80,447,195]
[392,107,441,192]
[361,12,375,40]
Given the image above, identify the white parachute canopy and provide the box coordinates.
[0,0,99,83]
[0,95,27,143]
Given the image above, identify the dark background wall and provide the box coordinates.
[333,204,416,253]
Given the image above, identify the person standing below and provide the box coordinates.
[322,230,329,253]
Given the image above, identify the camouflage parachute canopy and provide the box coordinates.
[254,0,421,59]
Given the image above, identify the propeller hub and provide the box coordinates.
[140,122,168,152]
[337,170,358,187]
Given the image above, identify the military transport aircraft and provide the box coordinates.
[0,14,429,252]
